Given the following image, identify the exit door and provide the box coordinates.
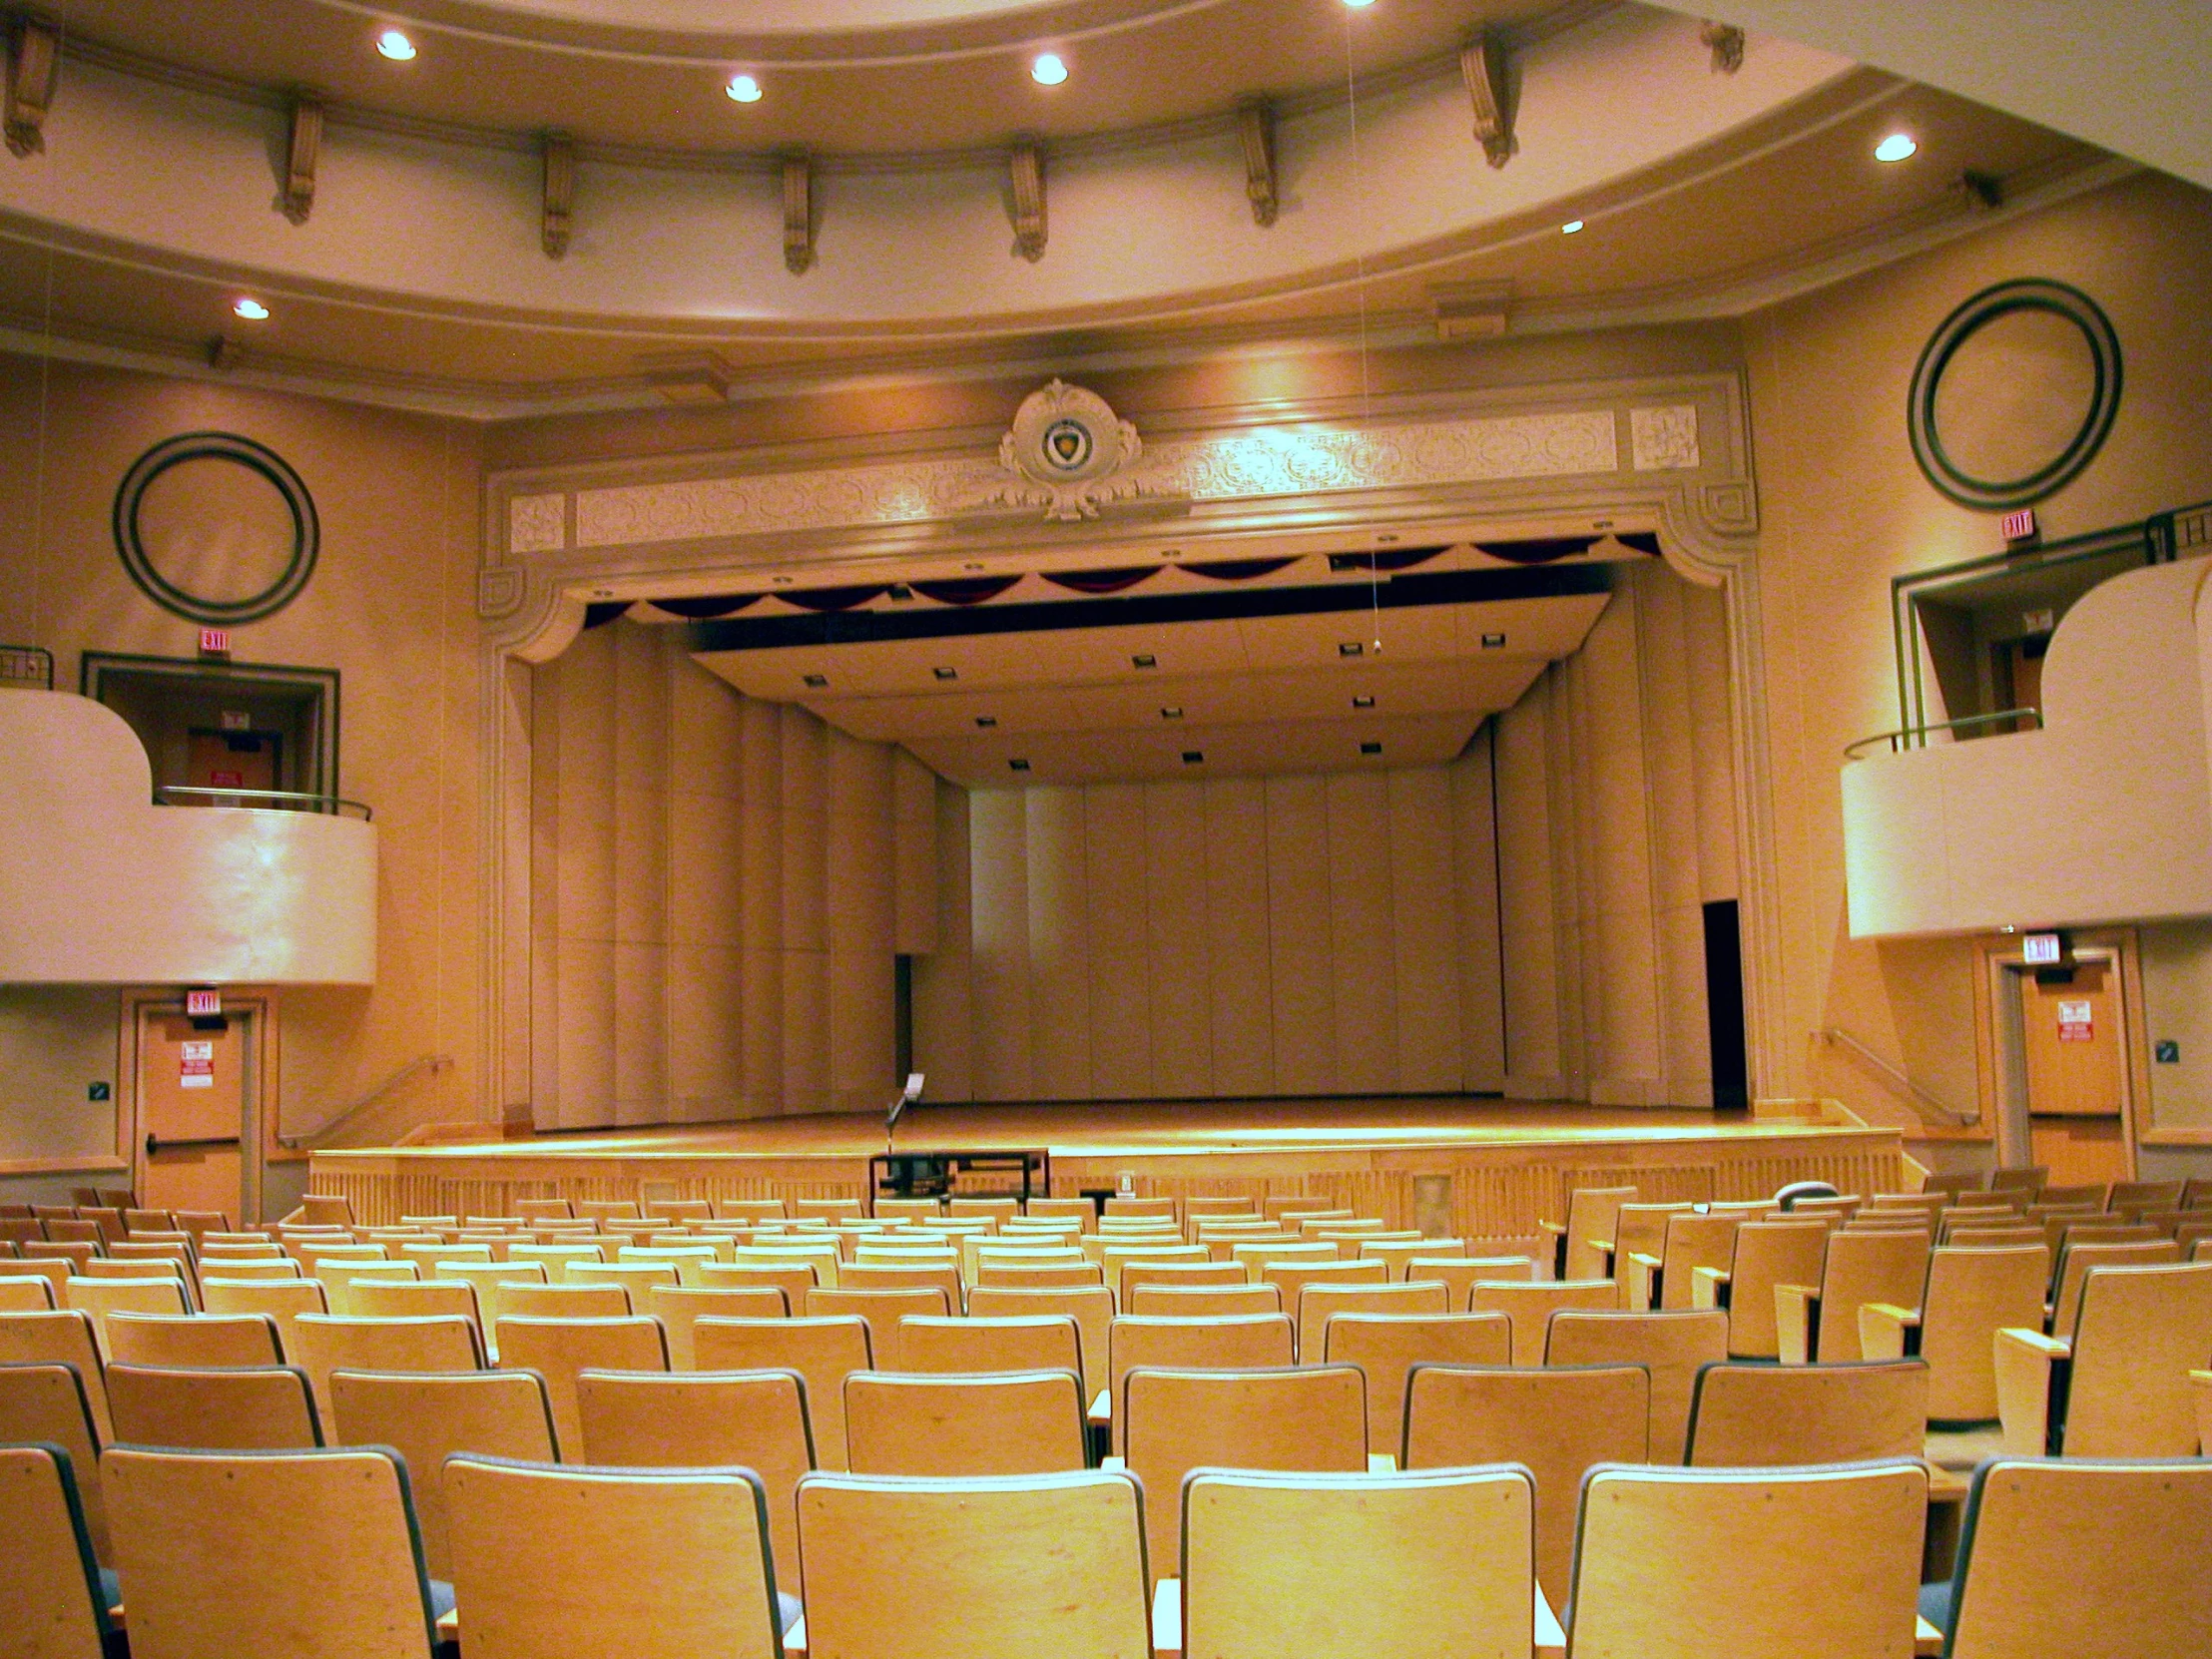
[2011,958,2132,1186]
[136,1003,259,1225]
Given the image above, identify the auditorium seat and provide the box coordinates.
[1685,1360,1930,1466]
[1923,1459,2212,1659]
[1119,1260,1245,1302]
[1,1443,117,1659]
[845,1368,1089,1476]
[325,1370,558,1577]
[1540,1184,1636,1280]
[737,1241,842,1286]
[1402,1363,1646,1598]
[1861,1245,2050,1422]
[1178,1466,1536,1659]
[293,1314,486,1413]
[1691,1219,1833,1360]
[2046,1238,2180,1333]
[348,1279,485,1340]
[1105,1315,1295,1450]
[836,1261,964,1309]
[104,1311,281,1369]
[1321,1311,1508,1452]
[642,1284,788,1370]
[1775,1228,1933,1364]
[1293,1279,1446,1362]
[1466,1279,1616,1365]
[1121,1365,1366,1583]
[794,1198,864,1223]
[693,1315,870,1470]
[1181,1196,1258,1229]
[507,1242,608,1281]
[965,1285,1113,1402]
[1229,1240,1335,1277]
[0,1272,56,1311]
[105,1444,444,1659]
[199,1274,328,1356]
[976,1261,1105,1290]
[1125,1283,1281,1318]
[1403,1254,1535,1306]
[187,1256,298,1283]
[1566,1461,1928,1659]
[566,1262,682,1302]
[106,1362,322,1450]
[497,1281,632,1321]
[321,1262,427,1317]
[63,1274,190,1357]
[494,1315,667,1451]
[573,1369,811,1552]
[621,1243,725,1281]
[1994,1261,2212,1457]
[1545,1308,1730,1462]
[397,1243,493,1272]
[1597,1203,1694,1290]
[0,1361,112,1560]
[513,1199,575,1222]
[897,1313,1082,1377]
[806,1285,953,1368]
[1104,1196,1178,1222]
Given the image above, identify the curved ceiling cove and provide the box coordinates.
[405,0,1198,47]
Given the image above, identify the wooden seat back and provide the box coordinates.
[692,1316,870,1470]
[1609,1203,1694,1279]
[1355,1239,1464,1280]
[699,1261,820,1305]
[975,1261,1105,1290]
[1118,1261,1246,1302]
[804,1286,952,1369]
[198,1276,327,1359]
[1709,1220,1831,1359]
[1466,1279,1616,1365]
[844,1368,1088,1477]
[2051,1239,2180,1334]
[1125,1283,1280,1319]
[2060,1262,2212,1455]
[496,1281,631,1321]
[1686,1360,1930,1466]
[1545,1308,1730,1461]
[0,1442,113,1659]
[493,1315,668,1452]
[292,1314,485,1414]
[794,1198,865,1223]
[642,1284,788,1370]
[1402,1363,1647,1597]
[896,1314,1080,1377]
[1552,1185,1636,1280]
[106,1362,321,1450]
[1568,1461,1928,1659]
[104,1445,439,1659]
[0,1271,58,1312]
[1889,1245,2049,1420]
[1105,1315,1294,1450]
[1293,1279,1446,1363]
[62,1276,190,1356]
[1121,1365,1366,1580]
[1401,1255,1533,1306]
[1796,1228,1930,1362]
[0,1360,111,1560]
[965,1286,1113,1400]
[1321,1311,1508,1451]
[1180,1466,1533,1659]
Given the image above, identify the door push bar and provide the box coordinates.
[145,1133,243,1157]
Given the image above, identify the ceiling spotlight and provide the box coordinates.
[1343,0,1377,8]
[1875,132,1918,164]
[802,673,828,689]
[1031,52,1068,85]
[727,73,763,103]
[1161,707,1184,720]
[232,297,270,320]
[1361,741,1383,755]
[376,29,415,61]
[1481,633,1506,648]
[932,666,958,682]
[1561,219,1585,235]
[975,716,998,729]
[1352,695,1376,709]
[1181,751,1204,765]
[1132,653,1157,669]
[1338,642,1365,657]
[1009,758,1032,773]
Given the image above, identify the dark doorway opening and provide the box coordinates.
[82,653,338,806]
[1703,899,1750,1111]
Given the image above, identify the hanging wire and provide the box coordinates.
[1343,3,1382,655]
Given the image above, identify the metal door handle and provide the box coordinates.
[145,1133,242,1157]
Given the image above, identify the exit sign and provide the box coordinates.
[198,628,231,657]
[2000,508,2038,544]
[2021,932,2063,965]
[185,988,222,1016]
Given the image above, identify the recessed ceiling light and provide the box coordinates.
[1352,695,1376,709]
[1561,219,1585,235]
[1339,642,1365,657]
[1132,653,1157,669]
[1009,758,1032,773]
[802,673,828,689]
[376,29,415,61]
[1343,0,1376,8]
[932,667,958,682]
[1361,741,1383,755]
[1481,633,1506,648]
[1031,52,1068,85]
[1875,133,1918,164]
[231,298,270,321]
[976,716,998,729]
[727,73,763,103]
[1181,751,1204,765]
[772,575,794,585]
[1161,707,1184,720]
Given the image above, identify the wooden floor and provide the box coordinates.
[315,1097,1905,1238]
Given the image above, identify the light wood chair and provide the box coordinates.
[1861,1245,2049,1421]
[572,1200,642,1226]
[198,1276,328,1358]
[1228,1240,1336,1277]
[870,1197,940,1223]
[62,1275,191,1358]
[493,1314,667,1453]
[1402,1255,1534,1306]
[322,1262,431,1318]
[1264,1261,1388,1341]
[1322,1311,1509,1452]
[347,1278,484,1334]
[106,1362,322,1449]
[1118,1260,1247,1302]
[844,1368,1089,1476]
[1104,1314,1295,1451]
[794,1198,865,1223]
[693,1316,870,1471]
[799,1468,1149,1659]
[1995,1261,2212,1457]
[895,1313,1082,1378]
[0,1442,117,1659]
[566,1261,682,1303]
[0,1359,112,1562]
[1293,1279,1447,1362]
[1925,1458,2212,1659]
[1125,1283,1280,1319]
[1180,1466,1535,1659]
[1690,1219,1831,1359]
[1121,1365,1366,1582]
[444,1456,789,1659]
[1686,1359,1930,1466]
[103,1444,443,1659]
[290,1314,486,1414]
[0,1272,59,1311]
[1355,1238,1465,1280]
[1566,1461,1928,1659]
[1402,1363,1647,1599]
[1775,1228,1931,1364]
[709,1199,787,1223]
[1599,1203,1694,1293]
[641,1284,788,1370]
[506,1243,609,1283]
[803,1285,951,1369]
[1541,1184,1636,1280]
[699,1261,821,1305]
[2047,1237,2180,1333]
[189,1257,298,1284]
[976,1262,1105,1290]
[948,1197,1021,1227]
[1104,1196,1178,1222]
[835,1261,964,1311]
[1466,1278,1617,1365]
[2109,1179,2188,1216]
[325,1369,557,1578]
[496,1281,632,1321]
[965,1285,1113,1403]
[1545,1308,1730,1462]
[1020,1197,1098,1224]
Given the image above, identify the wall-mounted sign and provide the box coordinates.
[185,988,222,1016]
[2022,932,2064,965]
[2156,1040,2181,1064]
[179,1039,215,1088]
[2057,998,2093,1042]
[198,627,231,657]
[221,711,252,731]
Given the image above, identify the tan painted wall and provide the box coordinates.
[1744,170,2212,1166]
[0,354,484,1198]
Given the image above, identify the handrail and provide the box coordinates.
[1814,1027,1977,1127]
[1843,708,2041,762]
[155,785,372,821]
[277,1054,453,1149]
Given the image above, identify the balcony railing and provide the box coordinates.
[155,786,373,822]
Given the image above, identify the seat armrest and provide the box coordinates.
[783,1611,808,1656]
[1100,1454,1126,1471]
[1537,1221,1568,1236]
[1857,1302,1921,1361]
[1534,1582,1566,1659]
[1623,1251,1662,1311]
[1690,1265,1732,1311]
[1994,1327,2070,1456]
[1916,1614,1943,1657]
[1774,1282,1821,1365]
[1089,1389,1110,1424]
[1152,1577,1181,1659]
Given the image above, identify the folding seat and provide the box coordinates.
[1118,1260,1245,1303]
[104,1311,281,1369]
[641,1284,788,1370]
[190,1257,297,1285]
[1921,1171,1986,1199]
[1546,1308,1730,1462]
[977,1261,1104,1290]
[1774,1227,1931,1367]
[1292,1278,1445,1362]
[1321,1311,1507,1453]
[507,1242,608,1281]
[870,1197,940,1222]
[845,1368,1088,1476]
[513,1198,575,1221]
[793,1197,864,1223]
[1921,1459,2212,1659]
[2046,1237,2179,1333]
[836,1260,963,1309]
[1121,1365,1365,1583]
[1565,1461,1928,1659]
[103,1444,446,1659]
[566,1261,681,1302]
[1466,1278,1616,1365]
[290,1194,358,1227]
[325,1370,557,1578]
[106,1362,321,1450]
[1228,1240,1335,1278]
[896,1313,1081,1378]
[30,1241,99,1274]
[494,1315,667,1451]
[699,1260,820,1304]
[289,1313,485,1413]
[0,1270,57,1311]
[320,1262,429,1317]
[805,1284,951,1369]
[693,1315,869,1471]
[1402,1363,1646,1598]
[1125,1283,1280,1319]
[0,1359,112,1560]
[1181,1196,1258,1229]
[397,1243,493,1272]
[0,1443,118,1659]
[1104,1314,1294,1452]
[964,1284,1113,1407]
[1103,1196,1177,1222]
[1995,1260,2212,1456]
[1539,1184,1637,1280]
[199,1275,327,1358]
[497,1281,632,1321]
[349,1277,484,1334]
[641,1198,712,1224]
[1401,1253,1534,1307]
[621,1242,725,1282]
[1686,1359,1930,1466]
[63,1274,191,1357]
[1595,1202,1694,1290]
[74,1210,127,1247]
[1690,1219,1832,1359]
[1179,1466,1538,1659]
[1356,1237,1467,1281]
[736,1241,840,1286]
[711,1198,788,1223]
[1860,1245,2049,1421]
[2107,1180,2187,1218]
[947,1197,1020,1227]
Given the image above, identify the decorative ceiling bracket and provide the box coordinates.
[4,17,58,159]
[1008,139,1046,263]
[280,95,321,223]
[1459,29,1516,170]
[1700,22,1745,74]
[782,152,815,275]
[1238,100,1279,227]
[541,134,575,259]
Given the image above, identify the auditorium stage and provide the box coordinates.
[312,1097,1906,1239]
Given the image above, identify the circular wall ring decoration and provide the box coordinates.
[1907,278,2121,511]
[113,431,319,624]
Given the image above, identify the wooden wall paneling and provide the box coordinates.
[1387,767,1460,1093]
[1203,777,1274,1096]
[1145,782,1214,1097]
[1082,785,1151,1099]
[1327,772,1399,1093]
[968,791,1033,1100]
[827,732,896,1112]
[1682,577,1741,904]
[1025,786,1095,1101]
[1450,736,1505,1094]
[1635,568,1717,1108]
[528,654,563,1128]
[779,706,831,1116]
[611,625,670,1125]
[554,626,618,1130]
[912,783,974,1100]
[1496,680,1564,1099]
[739,698,786,1118]
[665,656,746,1122]
[1542,657,1588,1103]
[501,661,537,1128]
[1264,776,1337,1095]
[891,749,939,956]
